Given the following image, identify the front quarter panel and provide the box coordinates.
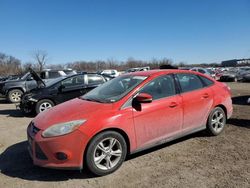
[78,107,136,153]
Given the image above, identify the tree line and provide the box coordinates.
[1,51,249,76]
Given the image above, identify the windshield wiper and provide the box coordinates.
[82,97,106,103]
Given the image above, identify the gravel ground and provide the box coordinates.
[0,82,249,188]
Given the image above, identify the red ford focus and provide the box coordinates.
[27,70,233,176]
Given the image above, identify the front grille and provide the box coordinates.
[35,143,48,160]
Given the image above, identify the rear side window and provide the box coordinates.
[199,75,214,86]
[87,75,105,85]
[140,75,176,100]
[176,74,204,93]
[61,75,85,87]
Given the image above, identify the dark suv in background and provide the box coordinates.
[20,73,106,115]
[0,69,69,103]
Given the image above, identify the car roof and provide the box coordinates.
[123,69,198,77]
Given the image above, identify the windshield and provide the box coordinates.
[20,72,30,80]
[82,75,147,103]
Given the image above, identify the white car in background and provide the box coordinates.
[98,69,120,78]
[190,67,215,78]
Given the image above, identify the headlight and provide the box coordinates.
[42,119,86,138]
[28,98,38,102]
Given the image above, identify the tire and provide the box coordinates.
[7,89,23,103]
[206,107,226,136]
[35,99,54,114]
[85,131,127,176]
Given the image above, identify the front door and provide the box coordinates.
[132,74,183,149]
[57,75,86,103]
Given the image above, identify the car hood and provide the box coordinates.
[29,68,46,87]
[33,98,113,130]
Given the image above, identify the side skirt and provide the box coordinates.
[130,125,206,155]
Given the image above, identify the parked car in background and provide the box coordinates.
[0,74,21,82]
[236,67,250,81]
[178,67,191,70]
[20,73,106,115]
[63,69,77,75]
[190,67,214,78]
[98,69,119,78]
[27,69,232,176]
[126,66,150,73]
[0,71,43,103]
[241,72,250,82]
[219,70,238,82]
[0,69,66,103]
[40,69,67,79]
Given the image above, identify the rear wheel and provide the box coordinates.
[207,107,226,136]
[85,131,127,176]
[35,99,54,114]
[7,89,23,103]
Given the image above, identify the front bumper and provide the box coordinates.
[20,99,35,113]
[27,122,88,170]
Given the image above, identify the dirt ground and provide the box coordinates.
[0,82,249,188]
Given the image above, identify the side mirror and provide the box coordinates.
[134,93,152,103]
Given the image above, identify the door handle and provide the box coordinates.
[169,102,178,108]
[202,93,209,98]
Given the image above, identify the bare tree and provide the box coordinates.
[32,50,48,72]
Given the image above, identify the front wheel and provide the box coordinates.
[207,107,226,136]
[7,89,23,103]
[35,99,54,114]
[85,131,127,176]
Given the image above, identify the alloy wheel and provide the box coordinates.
[39,102,52,112]
[211,110,225,133]
[11,92,22,102]
[93,137,122,171]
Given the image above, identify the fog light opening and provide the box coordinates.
[55,152,68,160]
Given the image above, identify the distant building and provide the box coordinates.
[221,58,250,67]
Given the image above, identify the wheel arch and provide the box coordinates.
[84,127,131,161]
[215,104,227,119]
[7,87,25,94]
[38,97,56,105]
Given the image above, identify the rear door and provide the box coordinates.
[175,73,213,132]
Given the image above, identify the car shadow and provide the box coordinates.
[0,131,208,181]
[227,118,250,129]
[0,98,9,104]
[0,141,94,181]
[232,95,250,105]
[0,109,27,118]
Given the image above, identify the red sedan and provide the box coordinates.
[27,70,233,176]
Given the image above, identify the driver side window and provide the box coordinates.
[61,75,85,87]
[140,75,176,100]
